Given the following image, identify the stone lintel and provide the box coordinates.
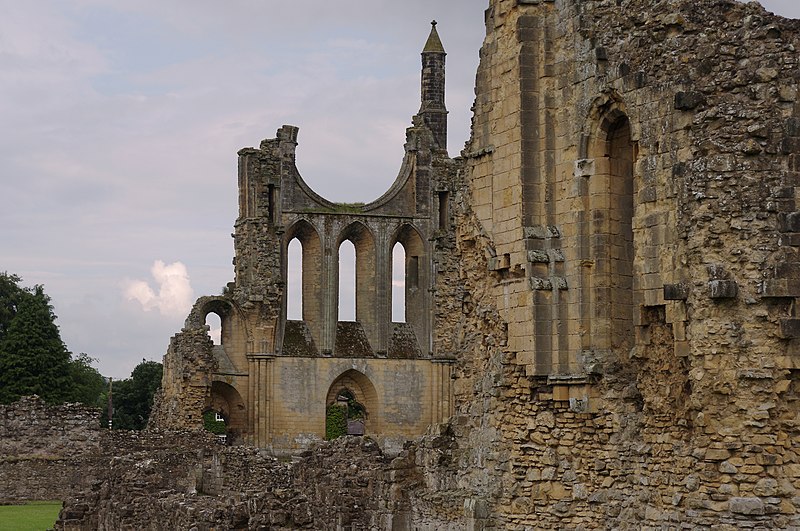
[246,354,276,361]
[547,374,590,385]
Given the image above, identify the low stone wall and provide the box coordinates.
[0,397,219,505]
[0,396,102,459]
[57,437,403,531]
[0,396,104,502]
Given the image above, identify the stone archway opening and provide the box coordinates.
[209,381,247,444]
[585,106,636,359]
[325,369,378,439]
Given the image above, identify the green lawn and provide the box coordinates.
[0,501,62,531]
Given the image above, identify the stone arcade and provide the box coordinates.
[21,0,800,527]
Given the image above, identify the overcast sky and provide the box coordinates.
[2,0,797,380]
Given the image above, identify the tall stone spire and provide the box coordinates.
[419,20,448,152]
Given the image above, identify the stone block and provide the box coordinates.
[574,158,595,178]
[705,448,730,461]
[639,185,657,203]
[524,225,560,239]
[488,254,510,271]
[708,280,737,299]
[779,212,800,233]
[674,91,705,110]
[774,261,800,279]
[528,250,550,263]
[779,319,800,339]
[729,497,765,516]
[530,277,552,290]
[674,340,690,357]
[761,279,800,298]
[552,385,569,401]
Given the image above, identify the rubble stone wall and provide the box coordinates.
[0,396,103,502]
[411,0,800,528]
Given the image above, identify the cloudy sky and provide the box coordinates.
[2,0,796,379]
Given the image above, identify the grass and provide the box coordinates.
[0,501,62,531]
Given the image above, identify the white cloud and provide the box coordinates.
[124,260,194,317]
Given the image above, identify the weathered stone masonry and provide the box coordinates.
[150,23,460,455]
[418,0,800,527]
[48,0,800,528]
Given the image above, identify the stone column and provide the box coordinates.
[247,353,274,447]
[431,358,454,423]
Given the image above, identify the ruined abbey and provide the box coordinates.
[4,0,800,528]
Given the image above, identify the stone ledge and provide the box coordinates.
[761,279,800,298]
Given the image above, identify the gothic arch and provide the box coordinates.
[283,219,323,339]
[185,297,250,350]
[336,222,378,345]
[325,369,380,433]
[390,223,427,338]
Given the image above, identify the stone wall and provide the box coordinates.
[56,437,402,531]
[406,0,800,528]
[0,396,103,502]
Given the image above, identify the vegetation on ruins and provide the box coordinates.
[202,410,227,435]
[0,272,104,406]
[325,403,347,440]
[325,390,365,440]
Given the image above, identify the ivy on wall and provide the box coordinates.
[203,410,227,435]
[325,404,347,440]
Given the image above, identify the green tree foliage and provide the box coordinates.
[0,284,72,404]
[325,404,347,440]
[0,272,24,337]
[104,360,163,430]
[203,410,227,435]
[68,353,106,407]
[0,272,106,406]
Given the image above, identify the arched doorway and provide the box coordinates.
[209,381,247,444]
[325,369,379,439]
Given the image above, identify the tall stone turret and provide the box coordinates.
[419,21,448,152]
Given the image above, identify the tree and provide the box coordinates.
[0,286,72,403]
[67,353,106,406]
[0,272,24,338]
[0,273,106,407]
[105,360,163,430]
